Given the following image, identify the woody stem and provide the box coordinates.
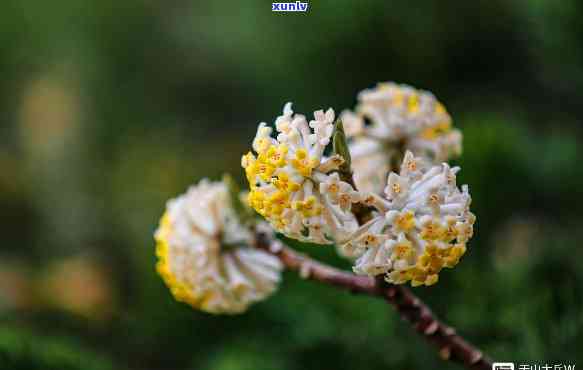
[254,232,493,370]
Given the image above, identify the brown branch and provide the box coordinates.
[255,232,493,370]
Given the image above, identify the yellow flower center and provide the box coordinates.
[364,234,378,247]
[394,211,415,232]
[292,196,322,218]
[392,183,401,194]
[328,183,339,193]
[291,149,317,177]
[393,242,413,259]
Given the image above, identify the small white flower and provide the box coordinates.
[242,103,360,244]
[155,180,283,314]
[275,102,294,134]
[341,152,475,287]
[399,150,427,179]
[336,185,362,212]
[252,122,275,153]
[385,172,410,201]
[353,242,392,276]
[309,108,335,146]
[343,82,462,193]
[319,173,362,211]
[319,172,343,201]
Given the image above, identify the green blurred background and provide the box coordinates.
[1,0,582,369]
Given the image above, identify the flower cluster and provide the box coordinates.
[341,82,462,193]
[155,180,282,314]
[342,152,475,286]
[242,103,360,244]
[155,81,476,311]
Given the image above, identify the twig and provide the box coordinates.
[255,232,493,370]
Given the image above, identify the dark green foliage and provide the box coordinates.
[0,328,114,370]
[0,1,582,369]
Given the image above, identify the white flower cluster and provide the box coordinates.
[242,103,360,244]
[155,180,282,314]
[341,82,462,193]
[155,81,475,307]
[239,89,475,286]
[342,152,475,286]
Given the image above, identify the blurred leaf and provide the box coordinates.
[0,327,115,370]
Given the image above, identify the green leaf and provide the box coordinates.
[332,119,355,186]
[332,119,352,171]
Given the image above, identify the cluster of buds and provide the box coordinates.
[155,82,475,314]
[343,152,475,286]
[242,103,360,244]
[155,180,282,314]
[341,82,462,193]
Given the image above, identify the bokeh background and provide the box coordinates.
[1,0,583,369]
